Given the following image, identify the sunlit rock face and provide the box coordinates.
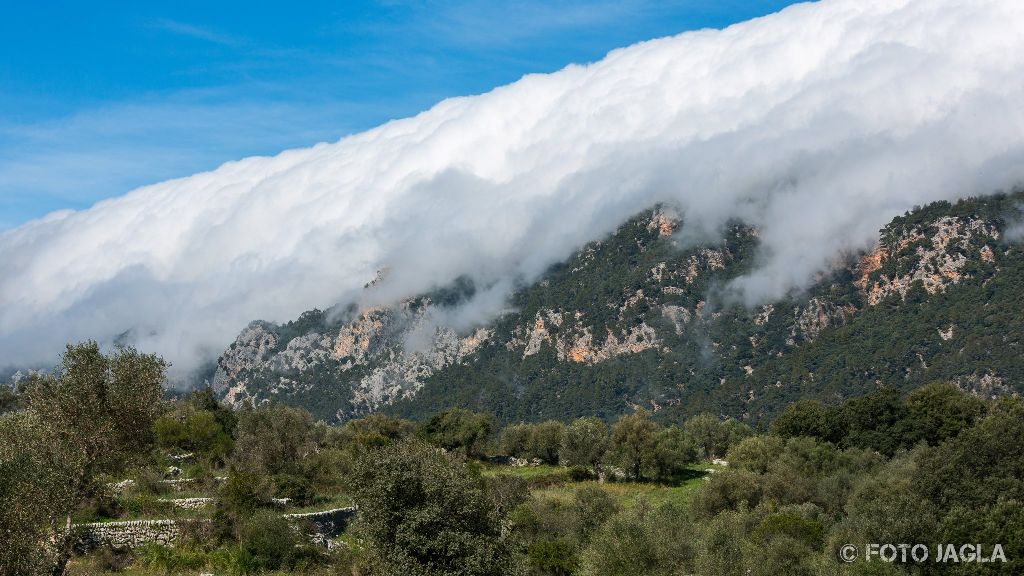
[213,192,1024,424]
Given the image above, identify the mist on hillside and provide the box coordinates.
[2,0,1024,373]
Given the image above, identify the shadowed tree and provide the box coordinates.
[349,440,517,576]
[561,417,609,477]
[611,409,659,480]
[9,342,166,575]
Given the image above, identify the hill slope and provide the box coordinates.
[213,192,1023,424]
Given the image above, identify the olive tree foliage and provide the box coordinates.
[0,411,84,575]
[500,423,534,458]
[334,413,415,453]
[231,401,317,476]
[561,417,609,475]
[23,342,167,475]
[348,440,518,576]
[610,409,658,480]
[650,425,698,481]
[500,420,568,465]
[684,413,751,459]
[0,383,18,414]
[727,435,786,475]
[579,502,695,576]
[418,408,494,458]
[1,342,167,575]
[530,420,567,465]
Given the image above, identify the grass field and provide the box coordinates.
[483,460,724,507]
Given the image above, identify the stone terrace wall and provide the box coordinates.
[73,519,193,553]
[72,507,358,551]
[285,506,358,540]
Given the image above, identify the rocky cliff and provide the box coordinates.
[214,193,1023,424]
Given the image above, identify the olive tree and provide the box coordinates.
[418,408,494,459]
[349,440,517,576]
[530,420,567,465]
[0,411,84,575]
[561,417,609,476]
[232,402,317,476]
[10,342,167,574]
[611,409,659,480]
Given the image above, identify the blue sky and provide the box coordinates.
[0,0,802,230]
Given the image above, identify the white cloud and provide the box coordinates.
[3,0,1024,372]
[150,18,243,46]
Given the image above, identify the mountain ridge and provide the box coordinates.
[213,191,1024,424]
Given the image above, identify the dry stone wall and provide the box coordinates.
[72,506,358,551]
[73,519,189,552]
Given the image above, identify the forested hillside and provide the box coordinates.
[5,344,1021,575]
[214,192,1024,424]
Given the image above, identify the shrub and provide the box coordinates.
[236,509,299,572]
[95,546,133,572]
[485,474,530,518]
[418,408,495,459]
[571,486,619,541]
[567,465,593,482]
[527,538,578,576]
[530,421,567,465]
[349,440,514,575]
[500,423,534,458]
[273,473,315,506]
[136,543,206,573]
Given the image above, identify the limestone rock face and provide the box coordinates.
[862,216,999,305]
[508,308,660,365]
[214,301,492,419]
[210,198,1020,424]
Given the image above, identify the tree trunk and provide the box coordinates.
[49,514,72,576]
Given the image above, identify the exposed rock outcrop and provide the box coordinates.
[863,216,999,304]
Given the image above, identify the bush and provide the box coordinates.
[134,467,170,496]
[136,543,206,573]
[571,486,619,541]
[690,469,763,519]
[273,473,316,506]
[95,546,133,572]
[527,538,578,576]
[74,491,124,522]
[579,502,694,576]
[232,402,317,477]
[727,435,785,475]
[219,470,274,515]
[418,408,494,459]
[349,440,515,575]
[500,423,534,458]
[567,465,593,482]
[530,421,567,465]
[485,474,530,518]
[236,510,299,571]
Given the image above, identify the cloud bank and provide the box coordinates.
[3,0,1024,373]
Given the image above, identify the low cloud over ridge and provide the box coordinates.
[3,0,1024,372]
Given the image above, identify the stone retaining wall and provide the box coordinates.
[73,519,191,553]
[157,497,213,510]
[285,507,358,549]
[72,506,358,552]
[285,506,358,539]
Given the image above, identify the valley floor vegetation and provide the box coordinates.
[2,342,1022,575]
